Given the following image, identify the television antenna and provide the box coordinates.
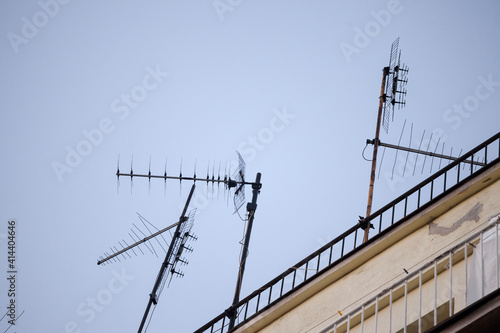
[362,38,408,242]
[137,184,197,333]
[96,185,197,333]
[111,152,262,331]
[117,152,251,213]
[361,38,487,242]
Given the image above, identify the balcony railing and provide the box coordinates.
[319,217,500,333]
[194,132,500,333]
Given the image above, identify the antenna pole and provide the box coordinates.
[228,172,262,330]
[363,67,389,243]
[137,184,196,333]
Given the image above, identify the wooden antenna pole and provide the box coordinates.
[363,67,389,243]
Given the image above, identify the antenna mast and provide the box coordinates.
[363,38,408,242]
[228,172,262,330]
[138,184,197,333]
[114,152,263,330]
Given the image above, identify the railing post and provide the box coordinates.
[434,260,437,326]
[449,252,453,317]
[418,270,422,333]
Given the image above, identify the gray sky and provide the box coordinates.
[1,1,499,332]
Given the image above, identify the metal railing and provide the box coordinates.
[194,223,362,333]
[319,218,500,333]
[194,132,500,333]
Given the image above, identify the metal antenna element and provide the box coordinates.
[363,38,409,243]
[114,151,263,331]
[138,184,197,333]
[368,139,486,168]
[116,152,252,214]
[363,40,486,244]
[367,124,486,181]
[382,37,409,133]
[232,152,246,213]
[96,215,180,266]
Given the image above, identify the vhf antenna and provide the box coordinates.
[369,124,486,180]
[362,38,408,243]
[96,187,198,333]
[96,213,192,266]
[116,151,262,331]
[362,39,487,243]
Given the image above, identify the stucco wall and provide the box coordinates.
[248,175,500,333]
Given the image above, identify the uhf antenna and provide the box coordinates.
[362,38,409,242]
[137,184,197,333]
[97,184,197,333]
[96,187,197,333]
[382,37,408,133]
[115,152,262,331]
[117,152,250,213]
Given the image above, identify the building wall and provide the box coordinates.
[240,167,500,333]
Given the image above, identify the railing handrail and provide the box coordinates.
[195,131,500,333]
[320,217,500,333]
[193,224,361,333]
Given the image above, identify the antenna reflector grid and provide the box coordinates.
[382,37,400,133]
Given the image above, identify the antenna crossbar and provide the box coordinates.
[97,221,180,265]
[368,140,486,167]
[116,172,256,187]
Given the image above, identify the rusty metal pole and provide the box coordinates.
[363,67,389,243]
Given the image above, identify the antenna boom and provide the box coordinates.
[368,140,486,167]
[97,221,180,265]
[116,172,255,186]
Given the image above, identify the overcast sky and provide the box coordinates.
[1,1,500,332]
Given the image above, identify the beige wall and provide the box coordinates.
[237,167,500,333]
